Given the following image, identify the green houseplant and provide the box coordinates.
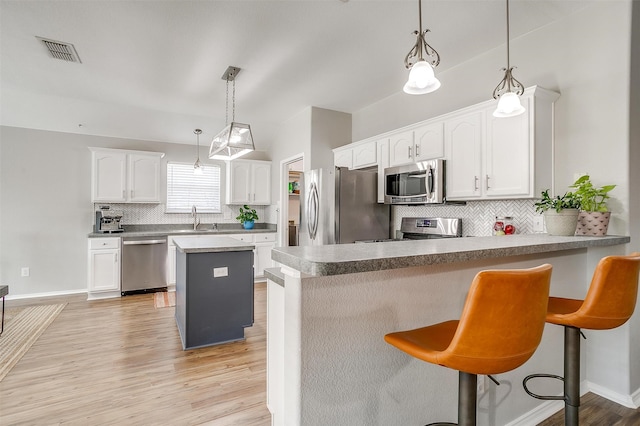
[236,205,259,230]
[534,189,581,236]
[570,175,616,236]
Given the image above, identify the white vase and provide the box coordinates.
[543,209,580,236]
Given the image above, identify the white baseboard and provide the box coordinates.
[5,288,86,301]
[587,381,639,409]
[505,400,564,426]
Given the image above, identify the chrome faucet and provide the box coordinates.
[192,205,200,230]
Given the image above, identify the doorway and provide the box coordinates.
[279,154,304,248]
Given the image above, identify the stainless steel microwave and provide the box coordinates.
[384,159,445,204]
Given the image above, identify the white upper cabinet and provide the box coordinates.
[351,140,377,169]
[388,130,415,167]
[226,159,272,205]
[445,111,484,199]
[484,99,531,198]
[389,122,444,167]
[128,154,162,202]
[334,149,353,169]
[414,122,444,161]
[377,138,390,203]
[90,148,164,203]
[445,87,559,201]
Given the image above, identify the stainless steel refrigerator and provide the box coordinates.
[299,167,390,245]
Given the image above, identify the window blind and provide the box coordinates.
[166,162,221,213]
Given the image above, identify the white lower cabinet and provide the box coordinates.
[87,238,121,300]
[228,233,276,279]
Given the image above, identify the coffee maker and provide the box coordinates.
[95,207,124,233]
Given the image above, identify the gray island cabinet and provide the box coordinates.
[173,236,255,350]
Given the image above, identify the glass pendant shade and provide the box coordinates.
[194,159,203,174]
[403,60,441,95]
[193,128,204,174]
[493,92,525,117]
[209,122,255,161]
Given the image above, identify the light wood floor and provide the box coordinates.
[2,284,639,425]
[0,283,270,425]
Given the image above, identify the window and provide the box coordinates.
[166,162,221,213]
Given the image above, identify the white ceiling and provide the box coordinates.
[0,0,589,151]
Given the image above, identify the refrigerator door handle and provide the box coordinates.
[307,182,319,240]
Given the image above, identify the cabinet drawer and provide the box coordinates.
[254,233,276,243]
[227,234,255,243]
[89,238,120,250]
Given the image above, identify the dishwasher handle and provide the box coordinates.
[123,239,167,245]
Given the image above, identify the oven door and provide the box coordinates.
[384,160,444,204]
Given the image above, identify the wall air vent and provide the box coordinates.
[36,37,82,63]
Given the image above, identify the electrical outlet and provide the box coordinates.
[21,267,30,277]
[533,216,544,233]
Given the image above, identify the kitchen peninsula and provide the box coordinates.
[268,234,631,425]
[173,236,255,350]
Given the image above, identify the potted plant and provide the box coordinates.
[236,205,259,230]
[534,189,581,236]
[570,175,616,236]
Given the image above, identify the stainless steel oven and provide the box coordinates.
[384,159,445,205]
[121,236,167,294]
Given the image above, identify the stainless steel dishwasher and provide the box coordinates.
[121,236,167,295]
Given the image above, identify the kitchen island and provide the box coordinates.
[173,236,255,350]
[268,234,631,426]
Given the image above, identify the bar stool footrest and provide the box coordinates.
[523,373,566,401]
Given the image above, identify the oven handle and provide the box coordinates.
[123,239,167,245]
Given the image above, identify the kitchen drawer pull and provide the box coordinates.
[123,239,166,245]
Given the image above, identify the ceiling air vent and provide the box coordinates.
[36,37,82,63]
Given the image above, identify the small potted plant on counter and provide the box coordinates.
[534,189,581,236]
[236,205,259,230]
[570,175,616,236]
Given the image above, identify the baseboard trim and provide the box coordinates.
[504,400,563,426]
[587,381,639,409]
[6,288,87,301]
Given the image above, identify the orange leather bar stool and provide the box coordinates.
[523,253,640,426]
[385,264,552,426]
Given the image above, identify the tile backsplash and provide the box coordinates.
[94,203,268,226]
[392,199,540,237]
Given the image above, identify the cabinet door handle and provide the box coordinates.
[474,176,479,191]
[415,145,420,158]
[408,146,412,159]
[486,175,491,190]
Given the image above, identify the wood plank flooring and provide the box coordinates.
[2,283,639,425]
[0,284,270,425]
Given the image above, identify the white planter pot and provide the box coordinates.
[575,211,611,236]
[543,209,579,236]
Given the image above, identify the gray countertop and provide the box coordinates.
[173,236,255,253]
[88,223,277,238]
[271,234,631,276]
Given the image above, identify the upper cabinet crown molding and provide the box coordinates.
[89,147,164,203]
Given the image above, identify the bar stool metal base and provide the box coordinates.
[523,326,581,426]
[426,371,477,426]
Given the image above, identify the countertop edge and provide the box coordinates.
[271,235,631,277]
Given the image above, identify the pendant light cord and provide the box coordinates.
[506,0,511,91]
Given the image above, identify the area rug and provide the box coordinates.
[0,303,66,382]
[153,291,175,308]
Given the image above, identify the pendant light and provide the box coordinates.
[193,128,203,175]
[209,66,255,161]
[492,0,525,117]
[403,0,441,95]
